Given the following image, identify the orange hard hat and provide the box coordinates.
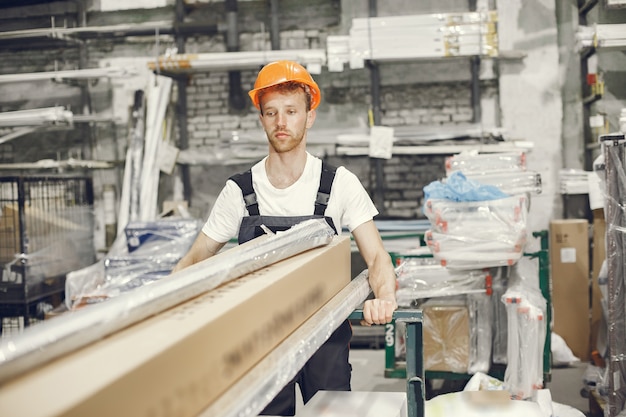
[248,60,321,110]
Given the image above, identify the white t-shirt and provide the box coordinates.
[202,152,379,243]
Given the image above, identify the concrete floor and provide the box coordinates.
[348,348,590,416]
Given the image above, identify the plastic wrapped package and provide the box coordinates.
[425,230,525,254]
[424,194,528,226]
[500,262,547,400]
[395,261,490,307]
[423,195,528,269]
[0,219,338,384]
[463,171,542,195]
[445,151,526,176]
[124,218,202,252]
[466,293,493,374]
[491,267,509,365]
[65,218,202,308]
[395,294,492,374]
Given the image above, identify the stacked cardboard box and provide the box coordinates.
[549,219,590,361]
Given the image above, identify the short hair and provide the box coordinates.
[257,81,312,114]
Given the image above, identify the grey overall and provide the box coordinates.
[229,161,352,416]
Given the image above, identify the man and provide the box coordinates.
[172,60,397,416]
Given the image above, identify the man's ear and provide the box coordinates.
[306,109,316,128]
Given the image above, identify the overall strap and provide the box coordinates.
[229,170,259,216]
[314,161,337,216]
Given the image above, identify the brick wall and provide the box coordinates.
[0,3,496,224]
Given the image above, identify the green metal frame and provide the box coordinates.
[349,309,425,417]
[384,230,552,385]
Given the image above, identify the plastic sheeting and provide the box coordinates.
[445,151,526,176]
[395,260,490,307]
[444,151,542,195]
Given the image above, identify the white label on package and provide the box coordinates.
[560,247,577,263]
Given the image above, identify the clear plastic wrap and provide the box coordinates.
[500,261,547,400]
[463,171,542,195]
[395,260,490,307]
[0,218,336,384]
[396,293,492,374]
[445,151,526,176]
[65,218,202,308]
[491,267,509,365]
[423,195,528,269]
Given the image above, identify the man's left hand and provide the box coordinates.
[361,298,397,326]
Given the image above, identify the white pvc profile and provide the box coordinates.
[0,219,336,384]
[147,49,327,74]
[0,106,73,127]
[199,270,372,417]
[0,67,137,84]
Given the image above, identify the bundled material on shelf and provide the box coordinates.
[147,49,326,74]
[395,261,491,307]
[329,11,498,70]
[0,218,337,385]
[559,168,590,195]
[444,151,542,195]
[501,261,547,400]
[395,294,492,374]
[0,106,73,127]
[445,151,526,176]
[0,66,136,84]
[576,23,626,50]
[423,194,528,269]
[65,73,173,308]
[463,171,542,195]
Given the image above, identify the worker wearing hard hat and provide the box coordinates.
[173,60,398,416]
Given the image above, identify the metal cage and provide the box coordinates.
[0,175,95,331]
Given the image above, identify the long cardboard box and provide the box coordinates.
[549,219,590,361]
[0,235,351,417]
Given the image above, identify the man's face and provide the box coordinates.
[259,88,316,154]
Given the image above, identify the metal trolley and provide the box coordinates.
[350,308,425,417]
[384,230,552,394]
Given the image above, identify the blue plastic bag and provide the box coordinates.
[423,171,509,202]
